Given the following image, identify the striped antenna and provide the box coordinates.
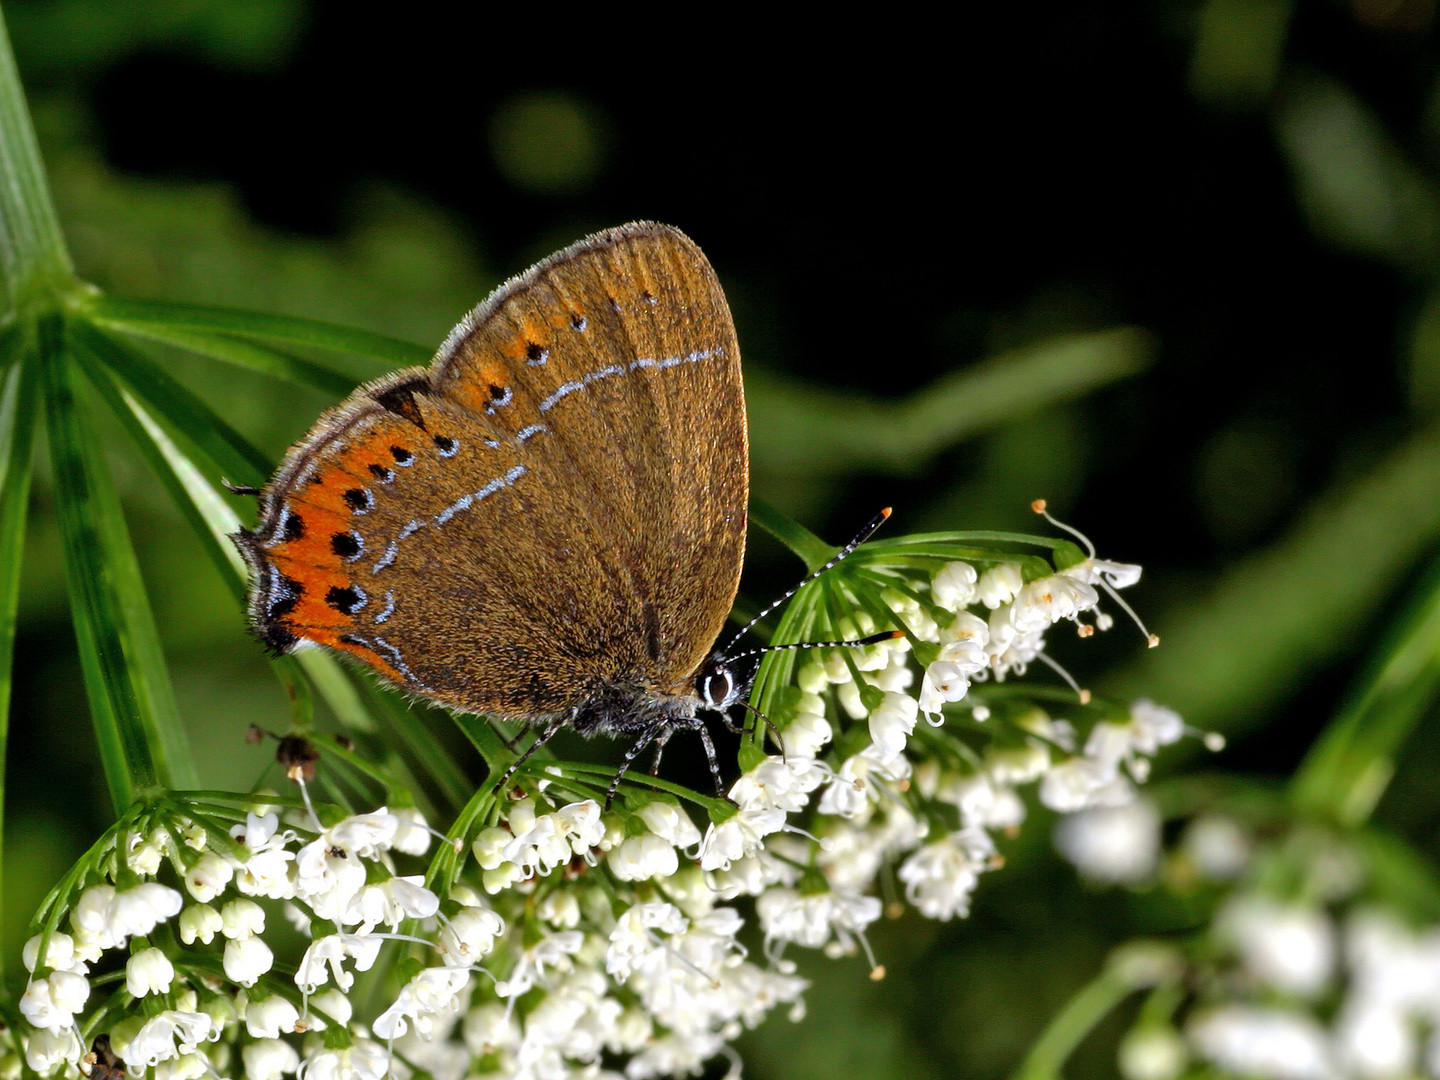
[727,629,904,664]
[724,507,892,655]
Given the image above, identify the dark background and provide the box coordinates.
[8,1,1440,1075]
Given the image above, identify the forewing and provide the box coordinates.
[431,222,748,697]
[239,222,746,716]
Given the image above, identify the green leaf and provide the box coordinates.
[297,650,379,735]
[77,353,320,726]
[0,341,37,983]
[362,687,471,812]
[1291,548,1440,825]
[41,315,201,805]
[448,712,511,774]
[749,576,823,725]
[96,319,363,399]
[72,322,275,486]
[749,496,832,569]
[0,7,73,307]
[1110,420,1440,738]
[82,295,431,367]
[747,327,1152,475]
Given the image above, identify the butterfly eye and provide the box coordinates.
[701,669,734,708]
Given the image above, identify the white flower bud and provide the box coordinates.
[244,994,299,1039]
[223,934,274,987]
[636,801,702,847]
[975,562,1023,608]
[608,834,679,881]
[482,863,523,894]
[23,932,77,975]
[931,561,978,608]
[867,691,919,763]
[786,710,833,757]
[242,1039,300,1080]
[178,904,222,946]
[390,806,432,855]
[220,898,266,939]
[24,1026,80,1076]
[126,947,175,997]
[126,832,165,876]
[797,661,827,693]
[537,890,581,928]
[472,826,512,869]
[1054,799,1161,885]
[184,852,234,903]
[307,986,353,1028]
[439,906,505,965]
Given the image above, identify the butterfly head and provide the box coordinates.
[694,652,747,712]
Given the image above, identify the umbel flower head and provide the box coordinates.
[14,507,1203,1080]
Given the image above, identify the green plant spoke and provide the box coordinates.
[1291,548,1440,825]
[82,295,432,368]
[72,321,272,488]
[1011,944,1180,1080]
[96,319,362,398]
[747,327,1152,476]
[83,364,319,727]
[46,315,201,794]
[749,496,832,568]
[363,687,471,812]
[0,347,37,982]
[0,6,73,306]
[40,318,158,806]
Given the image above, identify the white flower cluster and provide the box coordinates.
[15,549,1184,1080]
[19,804,436,1080]
[913,554,1148,719]
[1185,901,1440,1080]
[1071,810,1440,1080]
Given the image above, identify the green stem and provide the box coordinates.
[0,348,37,986]
[748,496,832,570]
[1290,547,1440,825]
[1011,945,1177,1080]
[0,6,73,310]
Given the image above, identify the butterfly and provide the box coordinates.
[234,223,752,799]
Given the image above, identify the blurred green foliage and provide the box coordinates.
[7,1,1440,1077]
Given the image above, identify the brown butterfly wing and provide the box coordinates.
[238,222,747,720]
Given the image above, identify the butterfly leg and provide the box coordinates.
[695,723,729,798]
[604,729,658,809]
[648,727,675,775]
[494,715,566,794]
